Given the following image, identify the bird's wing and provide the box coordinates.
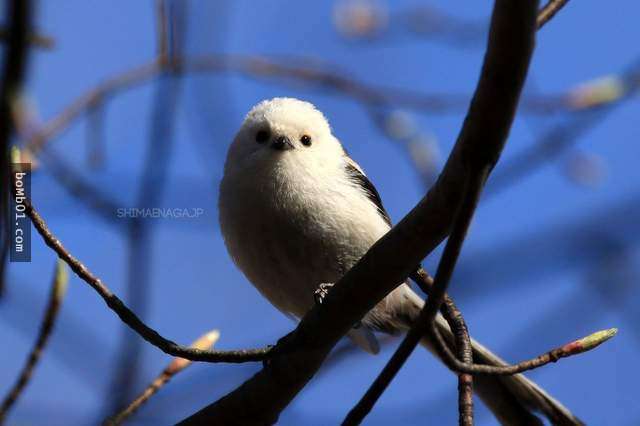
[343,156,392,226]
[347,327,380,354]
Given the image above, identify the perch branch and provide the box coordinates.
[16,191,271,363]
[178,1,541,424]
[345,2,577,422]
[343,167,488,426]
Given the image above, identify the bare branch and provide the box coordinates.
[411,271,474,425]
[346,2,581,422]
[178,1,540,424]
[537,0,570,28]
[0,260,68,424]
[104,330,220,426]
[430,326,617,376]
[18,192,271,363]
[344,167,488,426]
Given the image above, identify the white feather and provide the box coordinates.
[218,97,582,425]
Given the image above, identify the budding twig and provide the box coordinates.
[104,330,221,425]
[537,0,570,29]
[0,260,68,424]
[344,167,489,426]
[430,325,618,376]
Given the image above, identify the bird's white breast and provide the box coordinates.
[219,153,390,318]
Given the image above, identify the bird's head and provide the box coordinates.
[225,97,344,174]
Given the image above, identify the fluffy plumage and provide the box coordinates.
[218,97,582,425]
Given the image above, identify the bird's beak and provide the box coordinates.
[271,136,295,151]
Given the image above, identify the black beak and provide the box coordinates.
[271,136,294,151]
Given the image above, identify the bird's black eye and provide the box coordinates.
[256,130,270,144]
[300,135,312,147]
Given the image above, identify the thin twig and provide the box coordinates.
[454,321,474,426]
[537,0,570,28]
[344,2,577,420]
[429,325,618,376]
[177,1,543,423]
[18,192,270,363]
[0,260,68,424]
[343,168,488,426]
[419,168,488,343]
[104,330,221,426]
[411,269,474,426]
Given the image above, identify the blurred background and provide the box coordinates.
[1,0,639,424]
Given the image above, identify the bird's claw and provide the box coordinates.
[314,282,362,328]
[314,282,334,305]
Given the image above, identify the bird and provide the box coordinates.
[218,97,583,425]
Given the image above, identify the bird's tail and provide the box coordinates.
[398,287,584,426]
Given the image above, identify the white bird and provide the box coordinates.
[219,97,582,425]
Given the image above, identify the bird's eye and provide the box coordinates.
[300,135,312,147]
[255,130,270,144]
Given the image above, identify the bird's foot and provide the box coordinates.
[313,282,334,305]
[313,282,362,328]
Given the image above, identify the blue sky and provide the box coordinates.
[1,1,639,425]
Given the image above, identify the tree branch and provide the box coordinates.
[344,168,487,425]
[411,269,474,426]
[104,330,220,426]
[178,1,539,424]
[346,2,580,422]
[429,325,617,376]
[537,0,570,29]
[0,260,68,424]
[18,193,271,363]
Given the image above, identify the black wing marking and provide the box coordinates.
[344,160,392,227]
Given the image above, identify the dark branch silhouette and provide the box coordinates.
[177,1,565,424]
